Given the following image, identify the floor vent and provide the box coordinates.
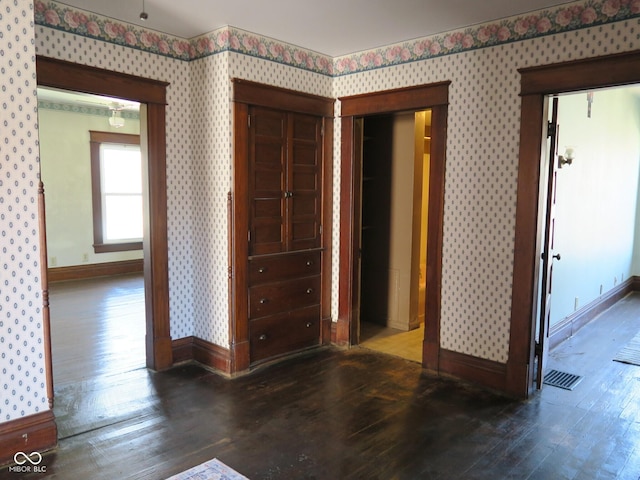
[543,369,583,390]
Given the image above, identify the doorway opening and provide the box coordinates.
[509,50,640,398]
[534,85,640,390]
[337,82,449,372]
[35,56,172,436]
[36,87,150,437]
[356,110,431,364]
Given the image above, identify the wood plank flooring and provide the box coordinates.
[49,274,146,439]
[6,278,640,479]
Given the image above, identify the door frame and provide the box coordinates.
[36,56,173,373]
[336,82,450,372]
[508,49,640,398]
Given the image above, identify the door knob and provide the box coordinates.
[553,253,561,261]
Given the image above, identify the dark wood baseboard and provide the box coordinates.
[48,259,143,283]
[438,349,508,393]
[331,318,350,346]
[171,337,232,375]
[549,276,638,350]
[321,316,332,345]
[0,410,57,467]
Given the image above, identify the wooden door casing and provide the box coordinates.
[36,56,172,372]
[510,50,640,398]
[337,82,450,375]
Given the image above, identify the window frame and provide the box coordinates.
[89,130,143,253]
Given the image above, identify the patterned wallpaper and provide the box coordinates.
[34,21,196,342]
[0,0,48,422]
[334,19,638,361]
[188,52,231,343]
[1,0,639,424]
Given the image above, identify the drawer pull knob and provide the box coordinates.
[258,267,266,273]
[306,260,313,266]
[259,298,269,304]
[306,322,312,328]
[306,288,313,294]
[259,334,267,341]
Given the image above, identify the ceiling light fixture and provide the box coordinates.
[140,0,148,21]
[108,104,125,128]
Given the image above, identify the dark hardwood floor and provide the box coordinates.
[6,278,640,479]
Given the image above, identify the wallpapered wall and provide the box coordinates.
[0,0,48,423]
[1,0,638,423]
[33,27,197,343]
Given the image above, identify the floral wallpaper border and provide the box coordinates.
[35,0,640,77]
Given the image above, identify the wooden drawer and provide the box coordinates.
[249,275,320,319]
[250,305,320,363]
[248,250,321,286]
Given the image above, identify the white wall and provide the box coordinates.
[632,95,640,275]
[38,104,142,268]
[387,112,417,330]
[550,88,640,326]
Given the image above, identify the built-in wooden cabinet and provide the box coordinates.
[248,250,321,362]
[248,107,322,255]
[232,80,333,370]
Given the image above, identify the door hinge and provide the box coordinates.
[547,121,556,139]
[319,224,323,235]
[248,230,251,243]
[534,341,542,357]
[321,124,324,137]
[248,114,251,128]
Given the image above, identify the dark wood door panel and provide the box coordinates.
[291,113,320,140]
[253,107,286,136]
[292,143,318,166]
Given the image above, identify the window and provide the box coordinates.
[90,131,143,253]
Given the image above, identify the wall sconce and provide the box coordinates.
[558,146,575,168]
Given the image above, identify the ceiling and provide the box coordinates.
[56,0,571,57]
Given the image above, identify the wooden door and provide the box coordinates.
[248,107,322,256]
[289,112,322,252]
[359,116,393,326]
[249,107,287,256]
[536,96,561,388]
